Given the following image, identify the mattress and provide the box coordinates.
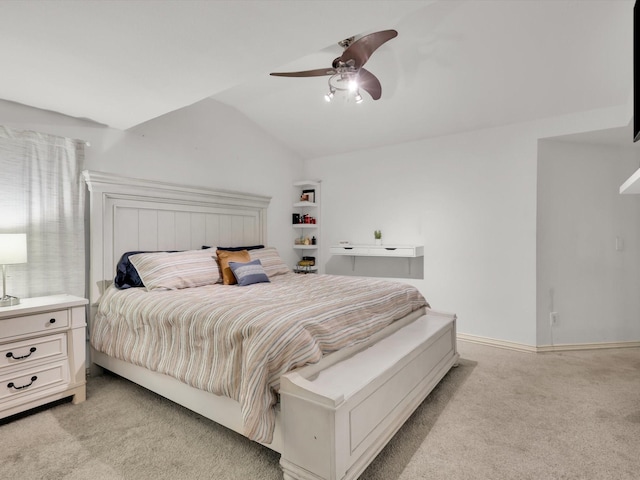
[92,272,429,443]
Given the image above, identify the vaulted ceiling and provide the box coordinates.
[1,0,634,158]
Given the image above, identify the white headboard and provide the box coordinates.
[83,170,271,306]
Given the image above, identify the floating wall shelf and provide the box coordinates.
[620,167,640,194]
[330,245,424,272]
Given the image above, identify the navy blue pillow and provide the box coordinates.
[202,245,264,251]
[114,250,178,289]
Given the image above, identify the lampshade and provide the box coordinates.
[0,234,28,264]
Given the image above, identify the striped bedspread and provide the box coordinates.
[92,272,429,443]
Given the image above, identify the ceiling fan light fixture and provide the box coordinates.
[324,89,335,102]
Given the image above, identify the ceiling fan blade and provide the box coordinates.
[270,68,336,77]
[339,29,398,69]
[358,68,382,100]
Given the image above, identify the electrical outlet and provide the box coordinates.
[549,311,558,326]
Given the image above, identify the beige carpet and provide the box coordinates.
[1,341,639,479]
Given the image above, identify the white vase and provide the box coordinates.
[375,239,382,246]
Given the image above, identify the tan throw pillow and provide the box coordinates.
[216,249,251,285]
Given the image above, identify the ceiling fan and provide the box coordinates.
[270,29,398,103]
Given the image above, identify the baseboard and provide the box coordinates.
[457,333,538,353]
[535,341,640,352]
[457,333,640,353]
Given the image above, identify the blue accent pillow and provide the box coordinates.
[203,245,264,251]
[114,250,178,289]
[228,259,270,286]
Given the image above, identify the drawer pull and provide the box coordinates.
[384,247,397,250]
[7,376,38,390]
[6,347,37,360]
[49,318,56,324]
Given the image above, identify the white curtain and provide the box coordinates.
[0,126,85,299]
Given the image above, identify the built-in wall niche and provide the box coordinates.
[292,180,320,273]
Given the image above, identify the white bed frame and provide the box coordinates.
[83,170,459,480]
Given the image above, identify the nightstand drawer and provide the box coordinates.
[0,361,69,403]
[1,309,70,341]
[0,334,67,371]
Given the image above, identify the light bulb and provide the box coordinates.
[354,93,363,104]
[324,91,334,102]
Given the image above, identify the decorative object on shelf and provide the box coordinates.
[374,230,382,246]
[292,213,316,224]
[302,189,315,203]
[295,257,317,274]
[295,236,316,246]
[0,233,28,307]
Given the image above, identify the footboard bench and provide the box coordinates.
[279,310,458,480]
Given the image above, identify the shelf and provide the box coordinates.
[293,201,318,208]
[293,224,318,228]
[293,180,320,187]
[620,167,640,194]
[330,245,423,273]
[330,245,424,257]
[294,245,318,250]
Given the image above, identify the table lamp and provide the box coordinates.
[0,233,28,307]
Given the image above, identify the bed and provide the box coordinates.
[83,170,458,480]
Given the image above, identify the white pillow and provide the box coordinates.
[248,247,290,278]
[129,249,221,291]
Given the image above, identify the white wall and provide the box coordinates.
[304,106,634,347]
[537,140,640,346]
[305,124,538,345]
[3,98,637,347]
[0,99,304,266]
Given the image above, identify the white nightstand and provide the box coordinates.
[0,294,88,419]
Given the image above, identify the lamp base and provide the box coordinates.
[0,295,20,307]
